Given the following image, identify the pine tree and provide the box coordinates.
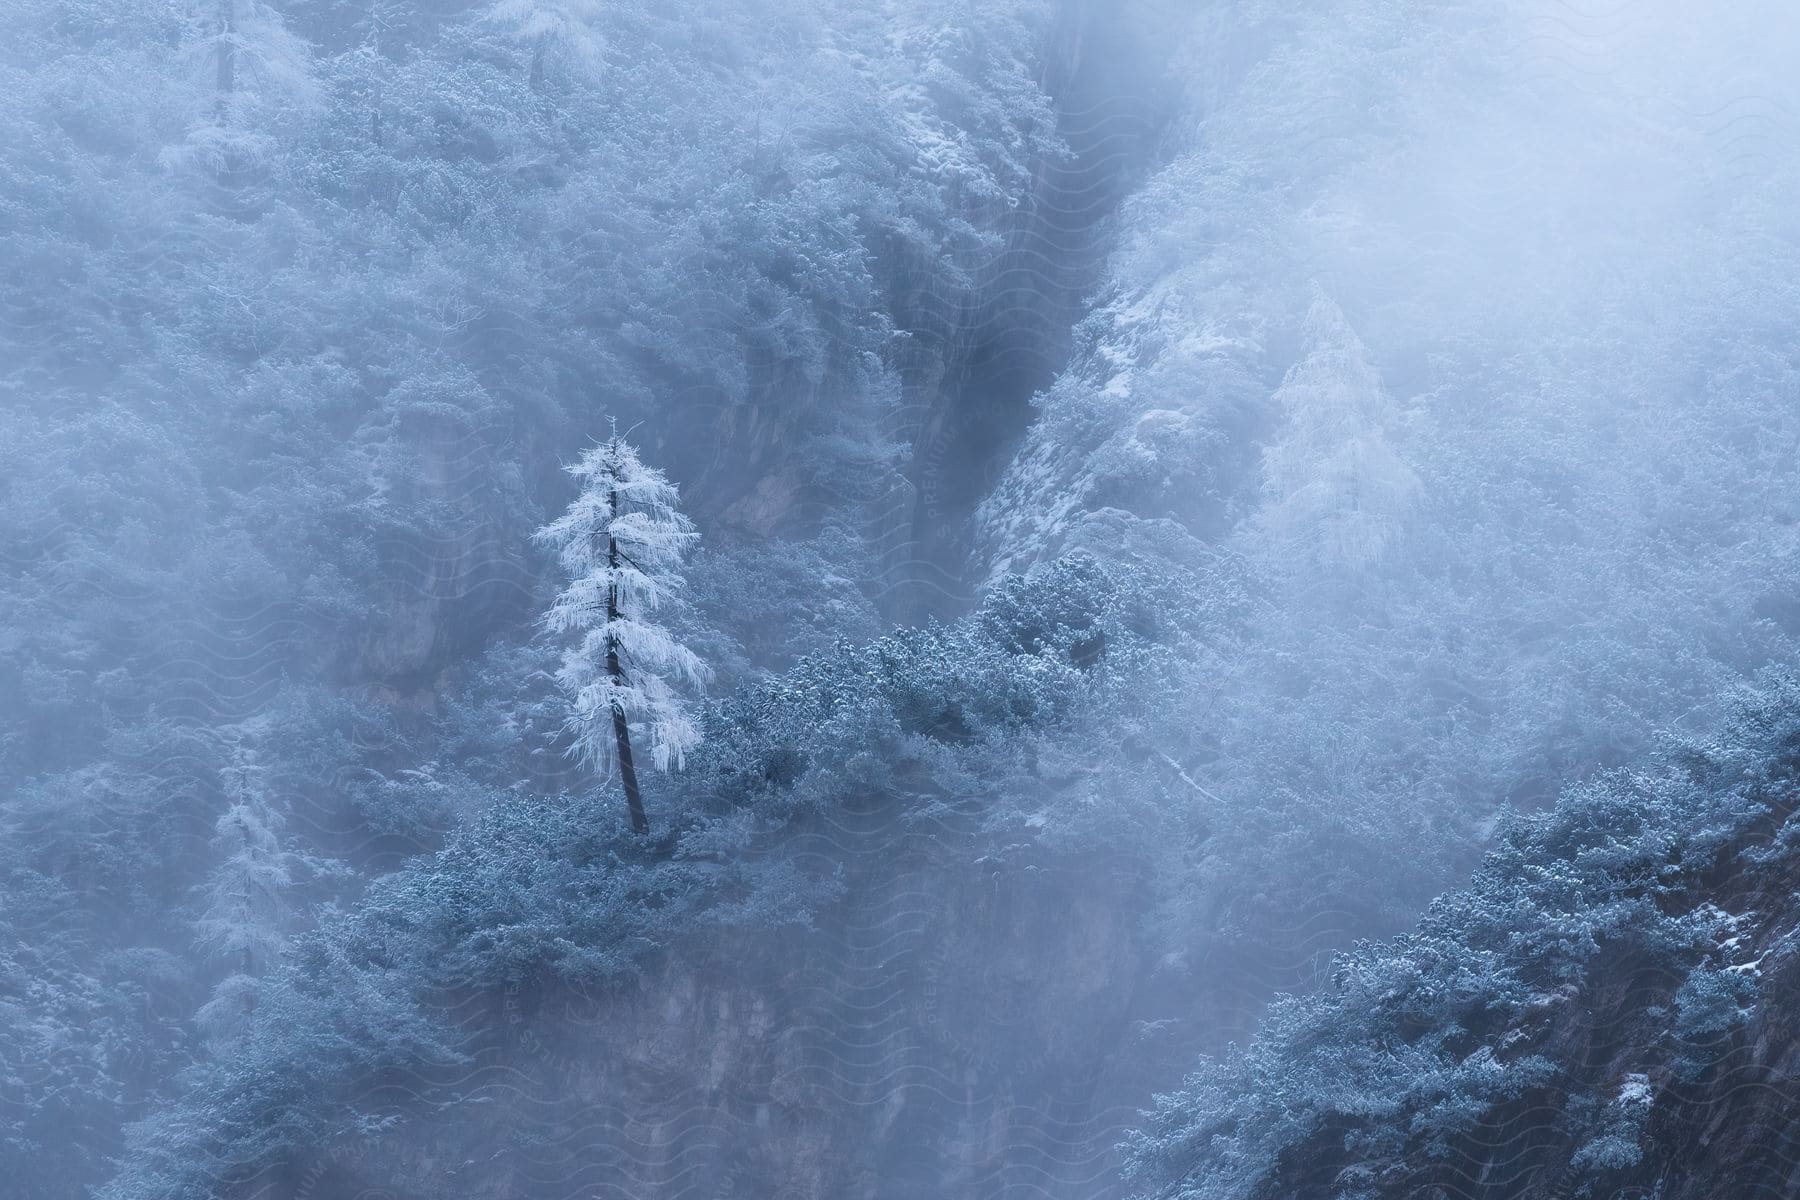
[165,0,316,175]
[194,746,291,1051]
[1256,288,1419,575]
[536,429,708,834]
[484,0,607,87]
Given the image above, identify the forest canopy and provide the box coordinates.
[5,0,1800,1197]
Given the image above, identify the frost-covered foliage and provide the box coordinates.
[1569,1073,1654,1173]
[980,0,1800,969]
[537,434,708,773]
[0,0,1069,1193]
[1255,290,1418,577]
[1125,673,1800,1200]
[11,0,1800,1195]
[100,553,1165,1199]
[193,748,293,1050]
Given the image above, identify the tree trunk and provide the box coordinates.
[605,485,649,834]
[217,0,236,100]
[610,697,647,834]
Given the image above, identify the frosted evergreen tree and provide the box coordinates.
[194,746,290,1051]
[165,0,316,172]
[1256,288,1419,576]
[485,0,607,87]
[536,428,708,834]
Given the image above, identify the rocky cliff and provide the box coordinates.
[1125,676,1800,1200]
[263,800,1198,1200]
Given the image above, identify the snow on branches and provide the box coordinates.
[535,432,709,830]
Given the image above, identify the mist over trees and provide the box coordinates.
[4,0,1800,1197]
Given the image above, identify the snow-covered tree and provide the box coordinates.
[484,0,606,87]
[536,430,708,834]
[165,0,317,172]
[194,746,291,1051]
[1256,288,1419,576]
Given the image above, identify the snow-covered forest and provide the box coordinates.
[6,1,1800,1196]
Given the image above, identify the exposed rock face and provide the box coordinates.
[1227,793,1800,1200]
[261,795,1208,1200]
[231,20,1193,1197]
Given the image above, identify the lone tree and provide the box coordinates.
[194,740,291,1051]
[1257,287,1418,576]
[536,429,708,833]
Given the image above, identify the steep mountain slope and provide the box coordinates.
[1,2,1179,1195]
[978,0,1800,998]
[99,556,1220,1200]
[10,2,1800,1198]
[1127,672,1800,1200]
